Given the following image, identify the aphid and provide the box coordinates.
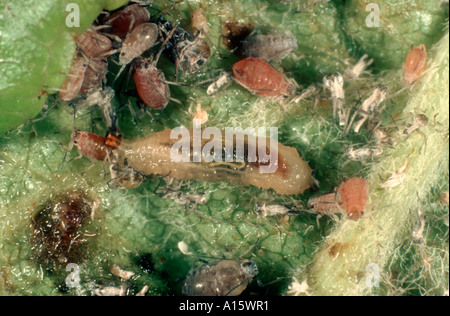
[59,54,88,101]
[178,241,194,256]
[119,22,159,66]
[232,57,296,98]
[31,191,93,269]
[206,71,233,96]
[133,57,170,110]
[441,191,449,205]
[70,130,117,162]
[238,34,298,62]
[79,57,109,96]
[162,190,207,206]
[338,177,368,220]
[109,159,146,189]
[111,265,135,281]
[116,129,313,195]
[158,20,210,75]
[106,3,150,38]
[352,85,388,133]
[182,259,258,296]
[76,28,113,59]
[222,21,253,50]
[255,203,297,217]
[404,44,427,86]
[323,73,345,126]
[345,54,373,79]
[307,192,342,214]
[189,103,209,124]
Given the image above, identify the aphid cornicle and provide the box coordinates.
[404,44,427,85]
[232,57,296,98]
[182,259,258,296]
[238,34,298,62]
[338,177,368,220]
[106,3,151,38]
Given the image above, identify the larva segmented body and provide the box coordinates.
[338,177,368,220]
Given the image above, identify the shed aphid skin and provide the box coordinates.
[323,73,346,126]
[255,203,300,217]
[232,57,296,99]
[403,113,428,136]
[381,160,409,189]
[109,158,146,189]
[116,129,313,195]
[287,277,312,296]
[404,44,427,86]
[338,177,368,220]
[344,54,373,79]
[105,3,151,38]
[190,8,210,35]
[206,71,233,95]
[238,33,298,63]
[182,259,258,296]
[412,208,426,244]
[352,85,388,133]
[345,145,383,161]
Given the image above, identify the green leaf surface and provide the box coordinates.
[0,0,128,134]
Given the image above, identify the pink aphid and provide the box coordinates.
[338,177,368,220]
[119,22,159,66]
[71,130,116,162]
[232,57,295,98]
[133,57,170,110]
[59,54,88,101]
[404,44,427,85]
[76,28,113,59]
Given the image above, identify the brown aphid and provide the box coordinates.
[31,191,93,269]
[308,192,342,214]
[59,54,88,101]
[76,28,113,59]
[222,21,253,50]
[404,44,427,85]
[119,22,159,66]
[338,177,368,220]
[238,34,298,62]
[233,57,296,98]
[106,3,150,38]
[79,57,108,95]
[133,57,170,110]
[182,259,258,296]
[71,130,117,162]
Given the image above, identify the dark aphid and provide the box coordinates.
[59,53,88,101]
[106,3,151,38]
[157,19,210,75]
[232,57,296,98]
[238,34,297,62]
[76,28,113,59]
[31,191,93,269]
[182,259,258,296]
[133,57,170,110]
[222,21,253,50]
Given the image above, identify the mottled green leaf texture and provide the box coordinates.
[0,0,127,134]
